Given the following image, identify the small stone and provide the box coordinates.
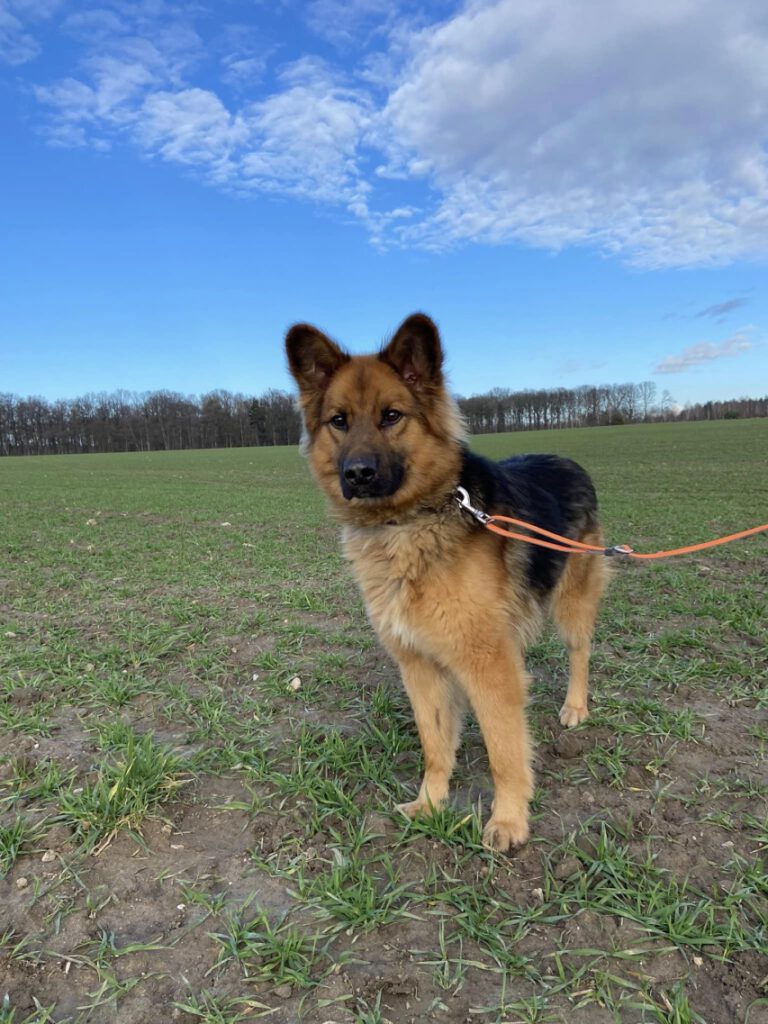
[41,849,57,863]
[662,800,684,823]
[625,766,648,788]
[363,812,392,833]
[274,983,293,999]
[16,877,29,889]
[289,676,302,691]
[553,732,584,759]
[554,856,581,880]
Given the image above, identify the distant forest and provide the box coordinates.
[1,384,766,455]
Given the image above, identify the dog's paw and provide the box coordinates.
[482,814,529,852]
[559,702,589,728]
[395,798,434,820]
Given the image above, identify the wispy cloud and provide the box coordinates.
[138,88,249,171]
[0,7,38,64]
[34,35,387,227]
[382,0,768,266]
[209,22,274,90]
[17,0,768,267]
[0,0,62,64]
[655,334,755,375]
[694,297,750,319]
[305,0,396,49]
[240,58,375,207]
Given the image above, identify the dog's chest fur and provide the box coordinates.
[342,512,545,658]
[342,519,460,652]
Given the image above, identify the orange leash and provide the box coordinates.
[454,487,768,560]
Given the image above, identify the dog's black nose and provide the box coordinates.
[343,456,378,487]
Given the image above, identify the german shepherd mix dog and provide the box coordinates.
[286,314,607,850]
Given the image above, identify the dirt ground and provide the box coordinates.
[3,634,767,1023]
[2,435,767,1023]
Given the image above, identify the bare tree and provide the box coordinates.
[637,381,657,422]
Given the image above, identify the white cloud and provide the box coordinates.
[212,21,270,88]
[240,58,374,207]
[382,0,768,266]
[62,9,128,44]
[87,55,160,117]
[0,0,63,64]
[34,44,379,220]
[305,0,396,48]
[34,5,205,149]
[655,333,755,374]
[0,8,37,63]
[138,88,249,171]
[34,56,163,144]
[22,0,768,267]
[222,55,267,86]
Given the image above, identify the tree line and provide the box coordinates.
[0,389,301,456]
[456,381,768,434]
[1,382,766,455]
[460,382,660,434]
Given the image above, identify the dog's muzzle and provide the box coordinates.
[340,453,404,500]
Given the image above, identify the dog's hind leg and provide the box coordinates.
[391,647,465,819]
[551,537,608,728]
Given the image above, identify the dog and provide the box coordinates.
[286,313,607,850]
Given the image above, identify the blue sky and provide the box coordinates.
[1,0,767,408]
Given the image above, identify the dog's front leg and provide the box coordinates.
[389,645,464,819]
[451,640,533,851]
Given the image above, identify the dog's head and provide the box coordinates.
[286,313,464,523]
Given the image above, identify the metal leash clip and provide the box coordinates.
[605,544,635,557]
[454,486,493,525]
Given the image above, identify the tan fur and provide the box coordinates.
[551,529,609,727]
[286,315,607,850]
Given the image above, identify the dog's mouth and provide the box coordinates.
[339,454,405,501]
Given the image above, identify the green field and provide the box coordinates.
[1,420,767,1024]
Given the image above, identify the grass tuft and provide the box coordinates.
[58,729,190,849]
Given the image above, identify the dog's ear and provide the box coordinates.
[285,324,350,395]
[379,313,444,392]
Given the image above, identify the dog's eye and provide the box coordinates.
[381,409,402,427]
[329,413,348,430]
